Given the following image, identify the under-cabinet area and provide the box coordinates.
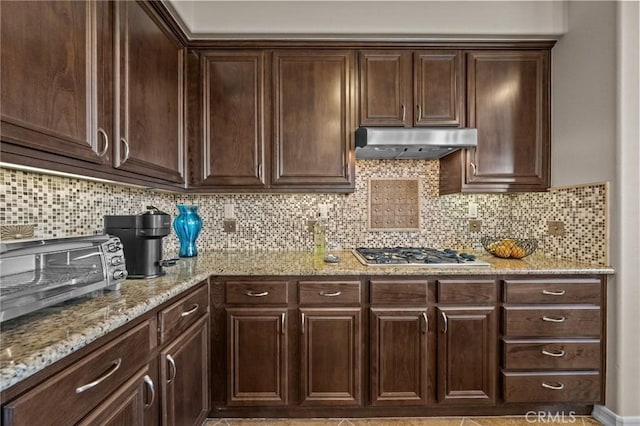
[209,274,607,418]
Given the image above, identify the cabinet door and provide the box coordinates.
[115,1,184,184]
[0,1,110,164]
[77,366,155,426]
[227,308,288,406]
[437,307,496,405]
[370,308,428,406]
[272,50,355,190]
[359,50,412,126]
[414,50,462,126]
[465,50,550,191]
[160,315,209,426]
[196,51,266,188]
[300,308,361,406]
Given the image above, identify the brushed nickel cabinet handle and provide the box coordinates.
[542,289,566,296]
[281,312,286,335]
[76,358,122,393]
[417,104,422,122]
[166,354,176,384]
[143,374,155,409]
[97,128,109,157]
[541,381,565,390]
[301,312,305,334]
[542,349,566,357]
[246,290,269,297]
[441,311,448,333]
[542,315,566,323]
[120,138,130,163]
[257,163,263,180]
[319,291,341,297]
[401,104,406,122]
[470,148,478,176]
[181,304,199,317]
[422,312,428,334]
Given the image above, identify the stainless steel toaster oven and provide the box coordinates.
[0,235,128,322]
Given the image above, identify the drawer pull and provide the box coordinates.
[75,358,122,393]
[542,315,566,323]
[180,304,199,317]
[319,290,342,297]
[541,381,565,390]
[246,290,269,297]
[542,289,566,296]
[167,354,176,384]
[441,311,448,333]
[143,374,155,409]
[542,349,566,357]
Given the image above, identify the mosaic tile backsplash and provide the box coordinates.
[0,162,609,265]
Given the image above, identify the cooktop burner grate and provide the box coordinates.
[352,247,490,267]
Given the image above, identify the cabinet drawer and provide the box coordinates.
[226,281,288,305]
[159,282,209,345]
[370,280,428,305]
[3,320,153,426]
[504,279,601,304]
[437,279,496,304]
[503,307,601,337]
[503,371,601,403]
[299,281,361,305]
[503,339,601,370]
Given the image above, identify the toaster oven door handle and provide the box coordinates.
[76,358,122,393]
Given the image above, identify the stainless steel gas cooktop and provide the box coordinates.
[352,247,491,267]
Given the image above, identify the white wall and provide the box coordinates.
[551,2,616,187]
[168,1,567,37]
[610,0,640,419]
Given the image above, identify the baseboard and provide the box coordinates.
[593,405,640,426]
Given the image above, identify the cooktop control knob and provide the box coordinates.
[113,270,128,280]
[110,256,124,266]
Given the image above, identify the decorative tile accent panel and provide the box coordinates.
[368,179,420,231]
[0,165,609,265]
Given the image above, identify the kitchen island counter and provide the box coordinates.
[0,249,613,393]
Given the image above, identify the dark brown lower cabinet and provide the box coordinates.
[77,366,154,426]
[437,307,497,405]
[300,308,361,406]
[226,308,288,406]
[370,308,428,406]
[160,315,210,426]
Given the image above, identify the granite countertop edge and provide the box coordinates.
[0,250,614,393]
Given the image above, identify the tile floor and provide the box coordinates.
[205,417,601,426]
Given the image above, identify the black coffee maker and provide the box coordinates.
[104,206,176,278]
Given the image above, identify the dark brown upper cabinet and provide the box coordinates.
[0,1,185,189]
[189,51,267,189]
[114,1,185,184]
[271,50,356,191]
[359,50,462,127]
[0,1,111,165]
[440,50,550,194]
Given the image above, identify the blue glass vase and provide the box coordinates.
[173,205,202,257]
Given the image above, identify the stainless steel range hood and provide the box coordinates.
[355,127,477,160]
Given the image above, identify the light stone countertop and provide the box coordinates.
[0,249,614,393]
